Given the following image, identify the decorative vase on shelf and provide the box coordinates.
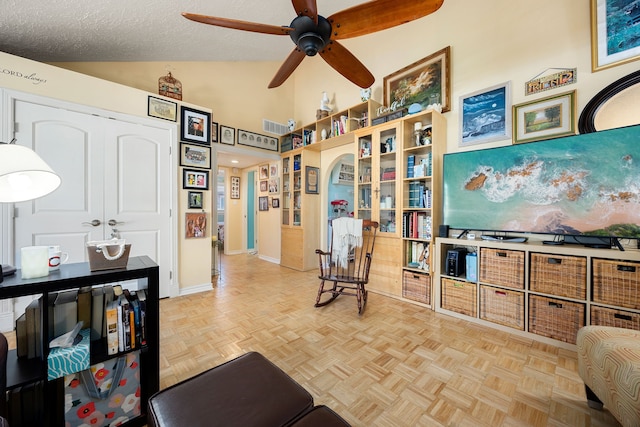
[321,128,328,140]
[360,87,371,102]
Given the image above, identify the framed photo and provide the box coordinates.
[183,168,209,190]
[258,196,269,211]
[459,82,511,147]
[305,166,319,194]
[219,125,235,146]
[187,191,203,209]
[211,122,218,143]
[268,178,280,194]
[260,180,268,193]
[181,106,211,145]
[591,0,640,71]
[180,143,211,169]
[384,46,451,113]
[148,96,177,121]
[270,163,278,177]
[230,176,240,199]
[259,164,269,180]
[272,198,280,208]
[238,129,279,152]
[513,90,577,144]
[185,212,207,238]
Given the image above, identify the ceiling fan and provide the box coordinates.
[182,0,444,89]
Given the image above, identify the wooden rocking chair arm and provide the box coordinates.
[315,249,330,255]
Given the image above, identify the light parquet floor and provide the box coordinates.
[159,253,620,427]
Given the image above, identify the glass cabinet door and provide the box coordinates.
[357,134,372,220]
[282,157,290,226]
[379,127,397,234]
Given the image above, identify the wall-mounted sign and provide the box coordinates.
[525,68,576,96]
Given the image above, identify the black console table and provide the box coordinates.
[1,256,159,427]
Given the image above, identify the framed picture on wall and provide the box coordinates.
[459,82,511,147]
[230,176,240,199]
[258,196,269,211]
[183,168,209,190]
[180,143,211,169]
[272,197,280,208]
[181,106,211,145]
[185,212,207,238]
[219,125,235,146]
[591,0,640,71]
[147,96,177,121]
[513,90,576,144]
[211,121,219,143]
[384,46,451,113]
[260,180,268,193]
[188,191,203,209]
[305,166,319,194]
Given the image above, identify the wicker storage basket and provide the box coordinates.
[441,278,476,317]
[529,294,585,344]
[590,305,640,331]
[529,253,586,299]
[592,258,640,310]
[480,285,525,330]
[402,271,431,304]
[479,248,525,289]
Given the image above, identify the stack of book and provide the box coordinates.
[15,285,148,360]
[402,212,432,240]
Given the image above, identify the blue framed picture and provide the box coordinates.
[459,82,511,147]
[591,0,640,71]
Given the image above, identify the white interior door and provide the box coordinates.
[12,98,174,297]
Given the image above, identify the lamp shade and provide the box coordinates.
[0,144,61,202]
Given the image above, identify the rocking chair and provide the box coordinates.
[315,218,378,314]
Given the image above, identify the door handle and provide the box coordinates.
[108,219,125,226]
[82,219,101,227]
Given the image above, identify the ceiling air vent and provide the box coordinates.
[263,119,289,136]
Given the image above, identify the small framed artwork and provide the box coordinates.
[260,180,268,193]
[270,163,278,177]
[259,164,269,180]
[272,198,280,208]
[230,176,240,199]
[181,106,211,145]
[384,46,451,113]
[513,90,577,144]
[185,212,207,238]
[183,168,209,190]
[268,178,279,194]
[591,0,640,71]
[148,96,177,121]
[188,191,203,209]
[305,166,319,194]
[459,82,511,147]
[238,129,279,152]
[180,143,211,169]
[211,122,219,143]
[219,125,235,146]
[258,196,269,211]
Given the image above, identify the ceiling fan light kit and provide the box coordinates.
[182,0,444,88]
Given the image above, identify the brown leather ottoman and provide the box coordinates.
[148,352,315,427]
[288,405,351,426]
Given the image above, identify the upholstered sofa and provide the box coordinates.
[577,325,640,427]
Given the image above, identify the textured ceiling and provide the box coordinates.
[0,0,372,169]
[0,0,364,62]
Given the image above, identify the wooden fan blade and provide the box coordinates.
[182,12,292,36]
[319,41,374,88]
[268,48,307,88]
[292,0,318,24]
[328,0,444,39]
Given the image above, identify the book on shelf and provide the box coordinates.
[25,299,39,359]
[77,286,92,337]
[105,300,119,356]
[91,287,104,341]
[407,155,415,178]
[53,290,78,339]
[15,312,27,358]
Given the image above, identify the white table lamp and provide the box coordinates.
[0,141,61,279]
